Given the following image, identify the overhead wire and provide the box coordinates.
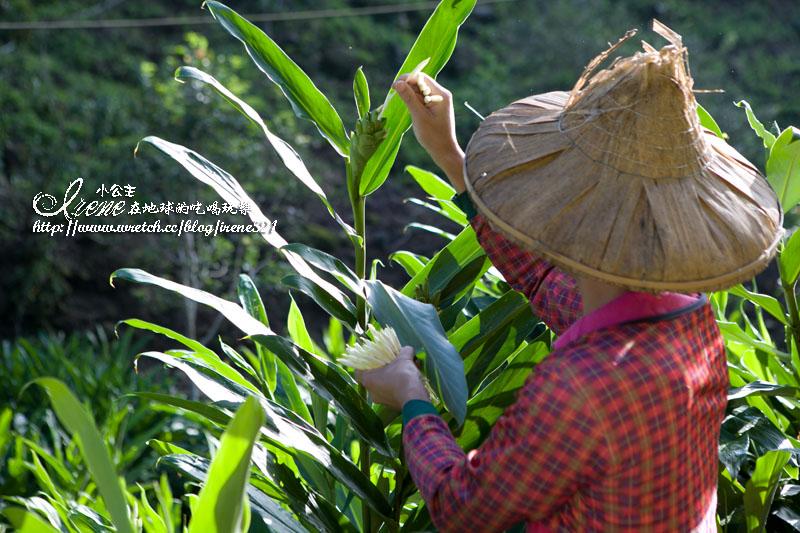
[0,0,516,31]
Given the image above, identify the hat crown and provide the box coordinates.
[559,46,712,180]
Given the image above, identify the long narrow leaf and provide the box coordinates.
[134,137,347,309]
[188,397,265,533]
[766,126,800,213]
[175,66,358,243]
[30,378,134,533]
[744,450,791,532]
[359,0,476,195]
[204,1,349,156]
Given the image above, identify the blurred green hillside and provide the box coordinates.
[1,0,798,339]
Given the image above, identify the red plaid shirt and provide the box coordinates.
[402,209,727,532]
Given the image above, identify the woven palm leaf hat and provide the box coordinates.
[463,21,783,293]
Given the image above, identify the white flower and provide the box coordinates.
[338,325,402,370]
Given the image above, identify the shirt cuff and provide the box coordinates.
[452,191,478,220]
[402,399,439,426]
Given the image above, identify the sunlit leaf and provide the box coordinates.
[781,229,800,287]
[204,1,349,156]
[1,507,61,533]
[354,66,370,119]
[175,66,359,242]
[736,100,776,150]
[766,126,800,213]
[281,274,358,329]
[744,450,791,533]
[359,0,477,195]
[728,285,789,326]
[697,103,723,138]
[30,378,134,533]
[188,397,264,533]
[728,381,798,400]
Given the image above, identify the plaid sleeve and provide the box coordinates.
[455,192,582,334]
[403,362,608,532]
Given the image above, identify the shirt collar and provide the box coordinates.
[553,291,705,350]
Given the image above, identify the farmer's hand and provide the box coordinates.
[393,73,466,192]
[354,346,431,411]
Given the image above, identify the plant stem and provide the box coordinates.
[784,278,800,355]
[350,165,372,531]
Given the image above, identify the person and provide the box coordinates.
[355,24,783,532]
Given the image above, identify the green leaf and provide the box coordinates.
[458,341,548,450]
[160,454,306,533]
[401,226,485,297]
[736,100,777,150]
[2,496,65,532]
[766,126,800,213]
[697,103,723,138]
[111,268,271,336]
[364,280,468,425]
[354,66,370,119]
[174,66,359,242]
[719,434,749,480]
[117,318,217,357]
[729,381,798,400]
[30,378,134,533]
[204,1,349,156]
[237,275,277,396]
[359,0,477,195]
[728,285,789,326]
[135,137,346,301]
[281,274,358,329]
[718,321,789,360]
[389,251,427,278]
[252,334,394,458]
[2,507,61,533]
[744,450,791,532]
[781,229,800,287]
[188,397,264,533]
[280,243,362,294]
[406,165,456,200]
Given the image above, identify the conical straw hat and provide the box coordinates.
[463,22,783,293]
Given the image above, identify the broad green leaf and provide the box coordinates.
[401,226,485,297]
[135,137,346,303]
[781,229,800,286]
[2,496,64,532]
[282,274,358,329]
[280,243,362,294]
[766,126,800,213]
[404,197,467,226]
[146,391,392,518]
[175,66,358,242]
[137,393,231,427]
[697,103,723,138]
[18,437,74,486]
[729,381,798,400]
[458,342,548,450]
[728,285,789,326]
[364,280,468,425]
[111,268,270,336]
[160,454,306,533]
[354,66,370,119]
[406,165,456,200]
[718,321,789,360]
[287,296,325,432]
[0,407,11,457]
[389,251,427,278]
[275,356,313,424]
[188,397,264,533]
[359,0,477,195]
[252,334,394,458]
[744,450,791,532]
[438,255,491,307]
[736,100,776,150]
[30,378,134,533]
[719,434,749,480]
[117,318,217,357]
[143,348,261,395]
[2,507,61,533]
[134,485,167,533]
[204,1,349,156]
